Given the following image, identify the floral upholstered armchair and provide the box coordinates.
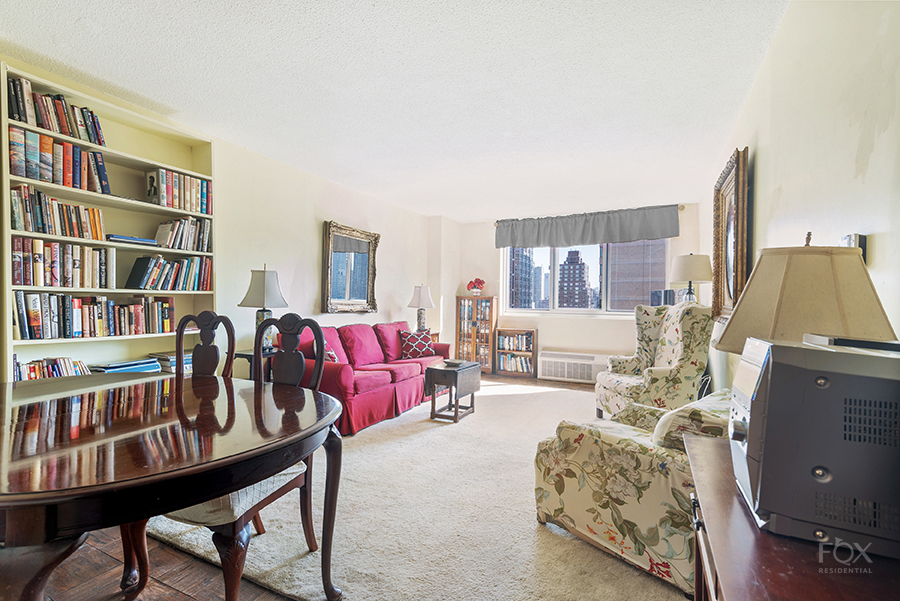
[535,390,731,594]
[596,302,713,418]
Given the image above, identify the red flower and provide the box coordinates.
[467,278,485,290]
[647,556,672,580]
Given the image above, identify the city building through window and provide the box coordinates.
[506,239,666,312]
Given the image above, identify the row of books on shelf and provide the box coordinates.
[9,127,111,194]
[12,237,115,289]
[12,292,174,341]
[7,76,107,145]
[146,169,212,214]
[497,333,533,352]
[11,355,90,382]
[155,216,212,252]
[497,353,534,374]
[459,297,492,321]
[124,255,212,291]
[10,184,107,240]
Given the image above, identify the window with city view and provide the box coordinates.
[506,239,666,312]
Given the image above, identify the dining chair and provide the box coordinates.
[119,312,325,601]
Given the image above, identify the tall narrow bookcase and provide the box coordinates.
[495,328,537,378]
[1,60,215,381]
[455,295,497,373]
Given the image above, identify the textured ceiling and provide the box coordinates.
[0,1,789,223]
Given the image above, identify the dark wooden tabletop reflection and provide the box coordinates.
[1,373,341,499]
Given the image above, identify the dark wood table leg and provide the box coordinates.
[120,518,150,600]
[0,533,88,601]
[321,424,343,601]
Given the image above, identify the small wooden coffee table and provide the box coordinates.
[426,361,481,422]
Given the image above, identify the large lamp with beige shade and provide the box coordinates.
[711,246,896,354]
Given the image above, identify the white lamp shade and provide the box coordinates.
[712,246,896,354]
[670,254,713,284]
[238,269,289,309]
[407,285,435,309]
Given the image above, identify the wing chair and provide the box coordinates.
[596,302,713,418]
[535,389,731,594]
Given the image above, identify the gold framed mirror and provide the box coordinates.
[322,221,380,313]
[712,147,750,321]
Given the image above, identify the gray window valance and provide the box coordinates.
[333,234,370,254]
[494,204,680,249]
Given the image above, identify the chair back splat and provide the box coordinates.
[253,313,326,390]
[176,311,236,377]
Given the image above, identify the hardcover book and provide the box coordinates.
[9,125,25,177]
[63,142,73,187]
[7,79,20,121]
[20,78,36,126]
[39,135,53,182]
[25,293,42,339]
[53,143,64,185]
[93,152,111,194]
[72,145,81,189]
[32,239,45,287]
[12,237,23,285]
[24,130,40,179]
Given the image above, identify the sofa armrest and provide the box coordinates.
[651,389,731,452]
[300,359,355,401]
[434,342,451,359]
[608,354,641,375]
[610,403,669,432]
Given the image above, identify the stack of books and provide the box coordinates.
[88,358,161,374]
[149,351,193,374]
[10,184,106,239]
[124,255,212,291]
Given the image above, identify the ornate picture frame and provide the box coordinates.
[712,147,750,321]
[322,221,380,313]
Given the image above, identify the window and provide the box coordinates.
[505,240,666,313]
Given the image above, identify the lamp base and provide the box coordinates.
[256,308,274,349]
[684,282,697,303]
[416,308,427,332]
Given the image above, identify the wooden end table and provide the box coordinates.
[426,361,480,422]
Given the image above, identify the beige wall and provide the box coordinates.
[708,0,900,387]
[213,140,432,376]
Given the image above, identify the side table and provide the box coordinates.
[685,436,900,601]
[234,348,277,381]
[426,361,480,422]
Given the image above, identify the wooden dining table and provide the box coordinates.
[0,372,343,601]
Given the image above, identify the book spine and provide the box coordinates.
[53,98,70,136]
[63,142,73,187]
[72,298,82,337]
[15,291,29,340]
[200,180,207,214]
[32,239,45,287]
[10,189,23,230]
[146,171,160,204]
[93,113,106,145]
[22,237,32,286]
[108,247,116,289]
[43,245,52,286]
[7,79,20,121]
[25,293,42,339]
[72,145,81,189]
[39,135,53,182]
[49,294,59,339]
[99,248,107,289]
[72,244,81,288]
[40,293,51,339]
[50,242,61,287]
[73,106,90,141]
[12,236,23,285]
[165,170,173,206]
[92,152,109,194]
[13,79,26,124]
[81,108,97,143]
[52,143,64,185]
[20,79,36,126]
[172,172,180,209]
[24,130,40,179]
[63,244,73,287]
[80,150,88,190]
[9,126,25,177]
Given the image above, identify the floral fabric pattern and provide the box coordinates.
[652,389,731,452]
[611,402,668,432]
[535,391,731,594]
[596,302,713,416]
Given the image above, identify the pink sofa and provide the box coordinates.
[290,321,450,435]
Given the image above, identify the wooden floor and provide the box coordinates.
[45,377,593,601]
[45,527,291,601]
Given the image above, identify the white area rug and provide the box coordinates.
[147,381,683,601]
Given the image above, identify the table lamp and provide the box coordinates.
[238,264,289,349]
[407,285,435,331]
[669,253,713,302]
[712,246,896,354]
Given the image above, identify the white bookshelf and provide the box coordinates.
[2,60,216,381]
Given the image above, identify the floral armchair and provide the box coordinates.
[596,302,713,417]
[535,390,731,594]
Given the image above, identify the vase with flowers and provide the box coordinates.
[467,278,485,296]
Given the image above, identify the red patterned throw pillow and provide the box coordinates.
[400,329,435,359]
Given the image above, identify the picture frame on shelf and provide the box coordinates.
[712,147,750,321]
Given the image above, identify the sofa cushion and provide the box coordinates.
[356,362,420,383]
[400,329,435,359]
[352,370,392,394]
[393,355,445,373]
[290,326,349,365]
[373,321,411,362]
[338,324,384,367]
